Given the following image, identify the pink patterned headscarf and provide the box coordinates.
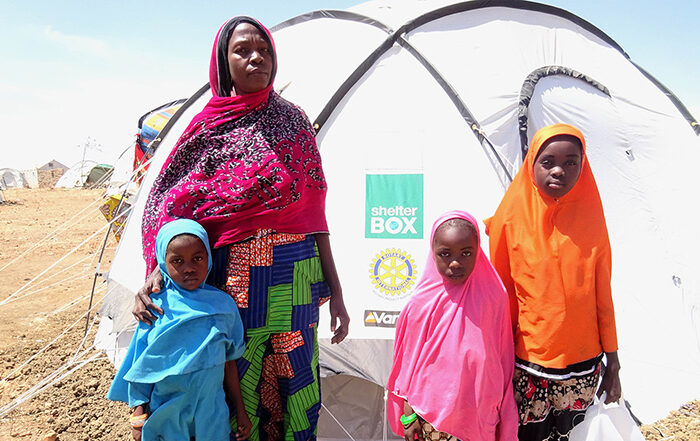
[141,17,328,274]
[386,211,518,441]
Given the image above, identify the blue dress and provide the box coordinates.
[107,219,245,441]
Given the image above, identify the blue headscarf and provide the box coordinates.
[107,219,245,406]
[155,218,213,290]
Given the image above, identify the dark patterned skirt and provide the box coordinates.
[214,231,330,441]
[514,355,602,441]
[417,415,459,441]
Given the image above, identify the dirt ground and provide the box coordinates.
[0,188,129,440]
[0,188,697,440]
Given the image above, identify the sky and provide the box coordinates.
[1,0,698,170]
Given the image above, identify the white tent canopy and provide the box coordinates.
[55,160,98,188]
[0,168,25,189]
[106,145,140,197]
[97,1,700,438]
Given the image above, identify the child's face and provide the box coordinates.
[532,135,582,199]
[432,223,478,284]
[164,234,209,291]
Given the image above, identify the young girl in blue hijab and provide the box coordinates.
[107,219,250,441]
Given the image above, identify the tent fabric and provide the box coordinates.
[518,66,610,155]
[106,145,140,197]
[135,100,187,158]
[55,160,98,188]
[97,0,700,436]
[21,169,39,188]
[99,195,131,242]
[84,164,113,187]
[0,168,25,189]
[56,163,112,189]
[133,99,187,178]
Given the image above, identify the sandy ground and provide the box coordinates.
[0,188,129,440]
[0,188,697,440]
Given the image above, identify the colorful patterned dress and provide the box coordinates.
[221,230,330,441]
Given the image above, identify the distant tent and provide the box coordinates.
[84,164,113,188]
[20,169,39,188]
[55,161,97,188]
[0,168,25,189]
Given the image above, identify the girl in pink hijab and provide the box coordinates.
[387,211,518,441]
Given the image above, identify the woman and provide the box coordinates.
[132,16,349,441]
[485,124,621,440]
[387,211,518,441]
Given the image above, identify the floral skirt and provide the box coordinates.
[417,415,459,441]
[514,355,602,441]
[216,231,330,441]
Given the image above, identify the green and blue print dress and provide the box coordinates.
[222,230,330,441]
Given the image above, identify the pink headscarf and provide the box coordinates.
[141,17,328,274]
[181,16,277,140]
[386,211,518,441]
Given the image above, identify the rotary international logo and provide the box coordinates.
[369,248,417,299]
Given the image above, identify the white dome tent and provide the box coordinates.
[55,160,98,188]
[0,168,25,189]
[96,1,700,439]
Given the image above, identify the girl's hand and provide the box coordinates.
[403,419,424,441]
[598,351,622,403]
[132,267,164,325]
[236,410,252,440]
[329,294,350,344]
[130,404,147,441]
[402,401,423,441]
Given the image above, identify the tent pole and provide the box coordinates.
[82,193,124,335]
[83,154,147,336]
[321,402,358,441]
[83,90,205,337]
[383,388,388,441]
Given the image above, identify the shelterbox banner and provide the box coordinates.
[98,1,699,438]
[365,174,423,239]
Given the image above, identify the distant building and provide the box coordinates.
[38,160,68,187]
[38,160,69,171]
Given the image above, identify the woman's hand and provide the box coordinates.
[315,233,350,344]
[235,409,252,440]
[329,294,350,344]
[132,267,164,325]
[131,426,143,441]
[598,351,622,403]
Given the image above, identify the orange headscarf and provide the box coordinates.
[485,123,617,369]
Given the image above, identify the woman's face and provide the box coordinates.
[532,135,582,199]
[432,222,478,285]
[227,23,273,95]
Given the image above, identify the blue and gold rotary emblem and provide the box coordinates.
[369,248,416,299]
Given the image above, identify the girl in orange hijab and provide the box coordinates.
[485,124,621,441]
